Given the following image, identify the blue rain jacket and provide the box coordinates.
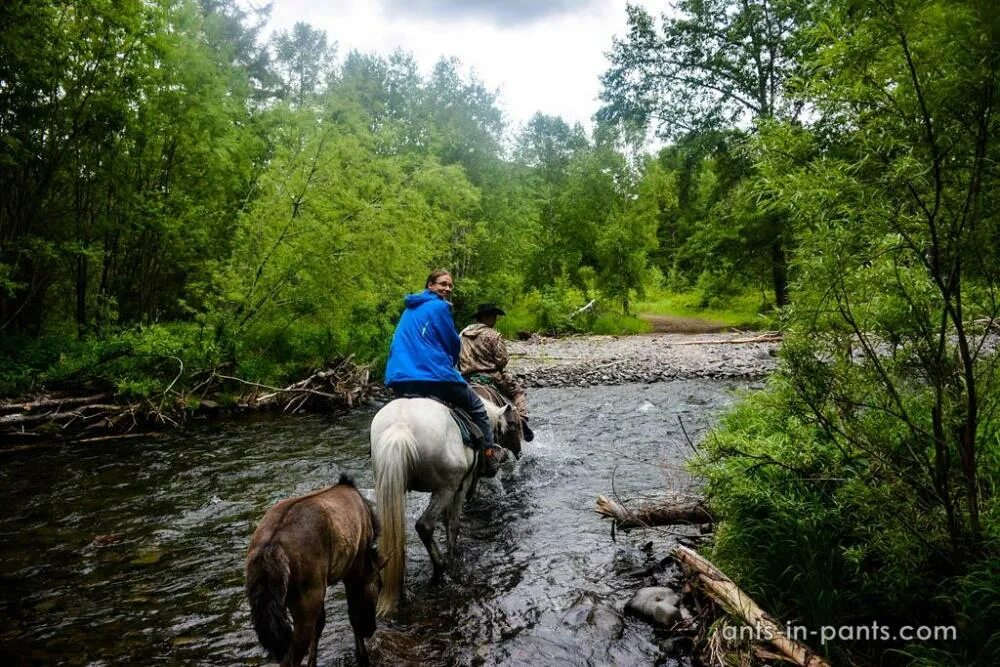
[384,290,465,386]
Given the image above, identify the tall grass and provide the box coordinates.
[636,288,776,330]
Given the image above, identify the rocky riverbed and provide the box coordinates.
[506,332,780,387]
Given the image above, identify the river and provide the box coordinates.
[0,379,752,665]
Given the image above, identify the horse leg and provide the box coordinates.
[344,578,375,666]
[416,489,454,581]
[286,588,324,667]
[445,481,469,556]
[307,603,325,667]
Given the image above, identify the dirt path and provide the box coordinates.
[640,313,732,334]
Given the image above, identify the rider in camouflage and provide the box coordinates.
[459,303,533,442]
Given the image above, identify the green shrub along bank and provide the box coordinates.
[0,283,650,400]
[693,361,999,665]
[683,0,1000,661]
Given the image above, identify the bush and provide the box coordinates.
[693,359,1000,664]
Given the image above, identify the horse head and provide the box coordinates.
[475,386,521,458]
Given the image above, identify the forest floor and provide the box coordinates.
[507,329,780,388]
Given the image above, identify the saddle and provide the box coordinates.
[394,393,485,449]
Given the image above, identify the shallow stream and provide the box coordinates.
[0,379,749,665]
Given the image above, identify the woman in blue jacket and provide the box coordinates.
[385,270,506,476]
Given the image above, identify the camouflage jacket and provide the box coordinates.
[459,323,508,376]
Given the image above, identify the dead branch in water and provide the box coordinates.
[596,493,713,528]
[0,403,127,426]
[1,357,375,445]
[0,393,115,416]
[568,299,597,319]
[674,545,831,667]
[246,356,374,412]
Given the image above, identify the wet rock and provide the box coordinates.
[626,587,682,627]
[509,331,779,387]
[561,596,625,639]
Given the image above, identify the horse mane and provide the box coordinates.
[483,400,507,433]
[338,473,380,540]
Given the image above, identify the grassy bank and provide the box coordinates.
[635,288,777,330]
[691,357,1000,665]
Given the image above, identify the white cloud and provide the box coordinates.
[380,0,605,27]
[245,0,660,133]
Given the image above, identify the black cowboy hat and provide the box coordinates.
[473,302,506,318]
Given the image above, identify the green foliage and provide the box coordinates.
[636,287,774,329]
[588,312,650,335]
[2,323,218,400]
[1,0,666,395]
[514,281,590,334]
[693,0,1000,662]
[599,0,807,141]
[697,360,999,663]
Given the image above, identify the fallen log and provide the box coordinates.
[674,545,831,667]
[675,332,783,346]
[596,494,712,528]
[568,299,596,319]
[0,403,126,426]
[1,357,375,443]
[0,393,115,416]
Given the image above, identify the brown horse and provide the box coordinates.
[471,383,523,458]
[245,475,381,666]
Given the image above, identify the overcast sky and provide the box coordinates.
[246,0,661,133]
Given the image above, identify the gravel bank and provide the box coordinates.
[506,332,779,387]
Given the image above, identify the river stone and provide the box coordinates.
[561,597,625,639]
[626,587,682,627]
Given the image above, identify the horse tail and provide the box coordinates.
[373,422,416,617]
[246,542,292,660]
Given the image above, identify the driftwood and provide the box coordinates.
[1,357,375,446]
[0,392,115,416]
[248,356,374,412]
[675,332,783,346]
[596,494,712,528]
[674,545,831,667]
[0,403,125,426]
[568,299,597,319]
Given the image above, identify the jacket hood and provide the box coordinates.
[404,289,445,309]
[460,322,490,338]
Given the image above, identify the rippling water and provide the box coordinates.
[0,380,750,665]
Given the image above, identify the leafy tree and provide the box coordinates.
[698,0,1000,661]
[0,0,263,337]
[422,58,504,185]
[599,0,806,140]
[599,0,809,306]
[270,22,336,106]
[595,161,661,313]
[513,114,589,287]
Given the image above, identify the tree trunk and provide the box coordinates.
[674,546,831,667]
[771,239,788,308]
[595,494,712,528]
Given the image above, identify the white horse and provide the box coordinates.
[370,394,513,616]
